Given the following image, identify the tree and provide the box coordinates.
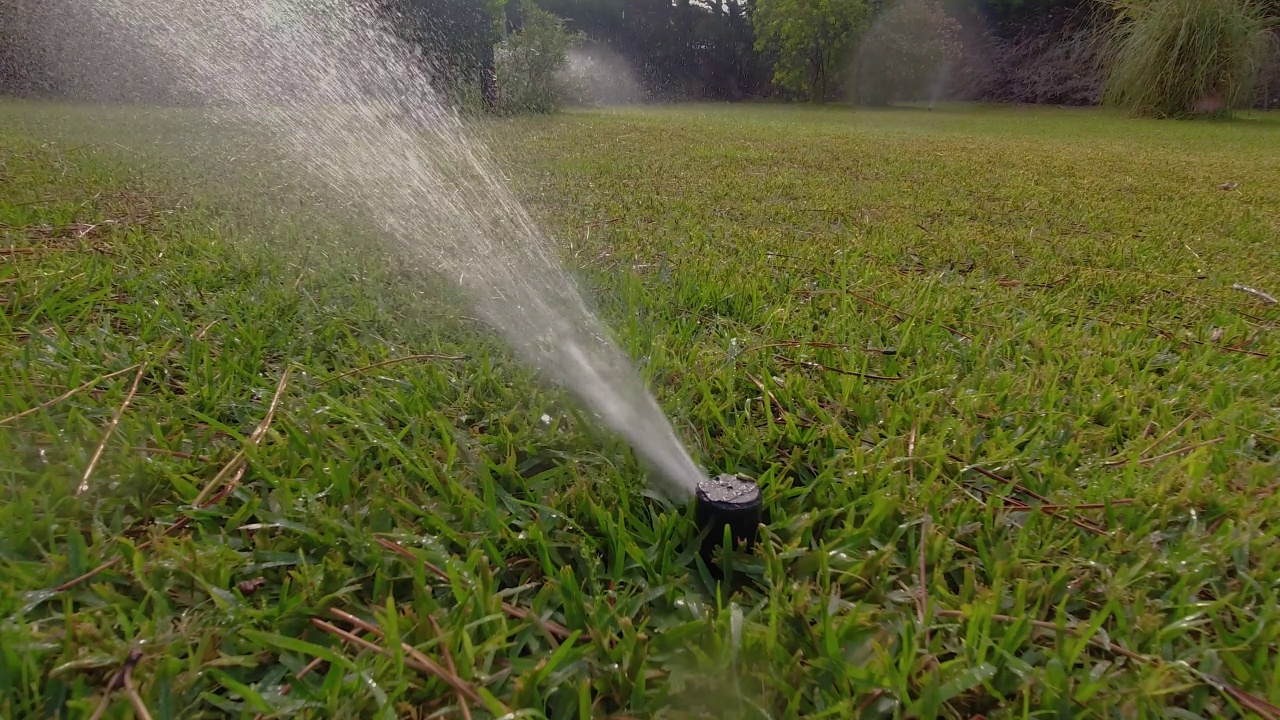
[753,0,872,101]
[496,2,579,114]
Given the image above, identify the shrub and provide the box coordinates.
[968,8,1109,106]
[1102,0,1274,117]
[1255,29,1280,109]
[495,3,578,115]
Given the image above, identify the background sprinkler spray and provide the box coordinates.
[694,474,763,571]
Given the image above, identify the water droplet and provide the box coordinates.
[827,550,852,566]
[19,590,59,615]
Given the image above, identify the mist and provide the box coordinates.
[557,43,647,108]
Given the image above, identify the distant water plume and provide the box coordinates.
[70,0,702,498]
[558,45,646,107]
[852,0,963,106]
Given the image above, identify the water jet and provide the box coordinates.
[77,0,706,502]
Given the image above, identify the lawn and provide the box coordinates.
[2,100,1279,719]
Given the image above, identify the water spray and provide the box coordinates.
[77,0,705,502]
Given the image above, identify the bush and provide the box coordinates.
[1102,0,1274,117]
[968,8,1108,106]
[1256,29,1280,109]
[853,0,965,106]
[495,3,578,115]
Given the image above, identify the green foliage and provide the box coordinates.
[854,0,965,105]
[1102,0,1275,117]
[753,0,873,101]
[496,3,579,114]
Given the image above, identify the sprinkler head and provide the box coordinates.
[694,474,763,571]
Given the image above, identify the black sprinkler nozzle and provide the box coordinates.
[694,474,762,570]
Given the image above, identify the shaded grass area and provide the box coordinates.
[2,100,1280,718]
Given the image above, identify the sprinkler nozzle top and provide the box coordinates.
[695,473,761,509]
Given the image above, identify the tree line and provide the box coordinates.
[386,0,1279,115]
[3,0,1277,116]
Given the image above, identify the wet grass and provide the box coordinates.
[2,100,1279,718]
